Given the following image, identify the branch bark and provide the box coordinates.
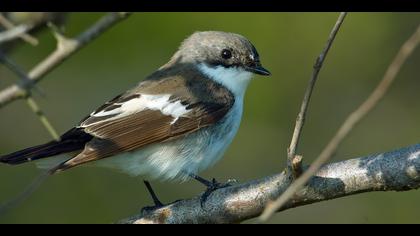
[0,12,131,108]
[120,144,420,224]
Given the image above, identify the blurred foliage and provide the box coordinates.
[0,12,67,52]
[0,12,419,223]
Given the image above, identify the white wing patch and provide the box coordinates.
[82,94,190,127]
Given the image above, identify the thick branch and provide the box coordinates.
[0,12,131,108]
[121,144,420,224]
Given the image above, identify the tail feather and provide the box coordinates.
[1,141,76,165]
[0,128,92,165]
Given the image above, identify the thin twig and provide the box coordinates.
[0,12,131,108]
[0,25,33,45]
[0,51,57,140]
[287,12,347,177]
[0,14,38,46]
[25,96,59,140]
[0,170,50,216]
[0,51,43,95]
[0,13,131,219]
[260,24,420,222]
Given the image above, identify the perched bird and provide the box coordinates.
[0,31,270,205]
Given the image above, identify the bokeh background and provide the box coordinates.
[0,12,419,224]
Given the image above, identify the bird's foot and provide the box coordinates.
[191,175,237,207]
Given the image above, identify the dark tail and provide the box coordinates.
[0,128,93,165]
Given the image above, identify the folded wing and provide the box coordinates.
[52,90,234,173]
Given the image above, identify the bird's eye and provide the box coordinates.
[221,49,232,60]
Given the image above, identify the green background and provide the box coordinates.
[0,13,419,223]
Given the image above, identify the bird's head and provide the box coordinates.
[171,31,271,96]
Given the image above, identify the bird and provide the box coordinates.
[0,31,270,206]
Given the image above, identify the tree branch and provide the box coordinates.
[0,13,38,46]
[0,51,58,140]
[24,96,59,140]
[120,144,420,224]
[0,24,34,45]
[260,24,420,221]
[287,12,347,177]
[0,12,131,109]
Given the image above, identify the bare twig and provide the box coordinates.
[0,12,131,108]
[0,51,58,140]
[0,51,42,95]
[287,12,347,177]
[0,14,38,46]
[0,12,131,218]
[24,97,59,140]
[0,24,34,45]
[0,170,50,216]
[120,144,420,224]
[260,24,420,221]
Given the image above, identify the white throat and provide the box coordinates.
[197,63,253,98]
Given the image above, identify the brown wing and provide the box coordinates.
[52,99,233,173]
[51,64,235,173]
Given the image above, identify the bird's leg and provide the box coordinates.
[189,174,236,207]
[141,180,164,213]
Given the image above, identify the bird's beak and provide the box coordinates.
[245,61,271,76]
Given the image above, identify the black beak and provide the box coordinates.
[246,62,271,76]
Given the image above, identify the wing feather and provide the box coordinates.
[52,66,235,173]
[53,97,233,172]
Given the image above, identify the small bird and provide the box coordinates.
[0,31,270,205]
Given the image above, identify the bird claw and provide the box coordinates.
[200,178,235,208]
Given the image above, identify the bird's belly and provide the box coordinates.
[95,103,242,182]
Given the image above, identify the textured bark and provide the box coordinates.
[120,144,420,224]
